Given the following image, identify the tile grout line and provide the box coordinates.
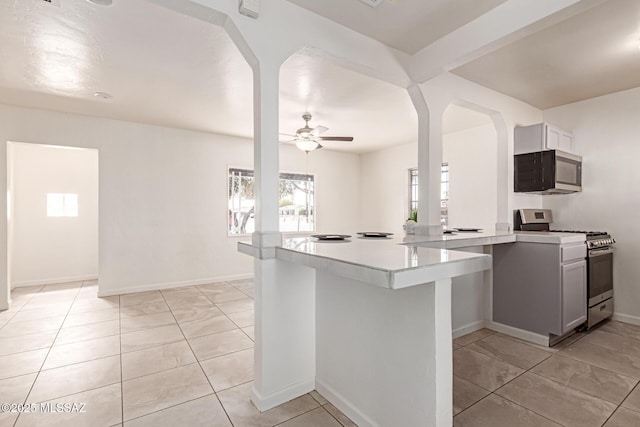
[602,381,640,426]
[121,392,220,425]
[317,398,352,427]
[578,331,640,360]
[13,282,84,427]
[0,287,46,328]
[458,349,570,426]
[117,288,124,427]
[453,330,558,423]
[157,285,237,427]
[528,355,640,408]
[454,326,638,426]
[271,406,329,427]
[6,285,47,427]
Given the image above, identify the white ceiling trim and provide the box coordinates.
[409,0,607,83]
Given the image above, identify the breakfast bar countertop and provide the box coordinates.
[402,230,586,248]
[239,236,491,289]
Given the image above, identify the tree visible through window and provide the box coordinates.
[408,164,449,227]
[228,168,315,235]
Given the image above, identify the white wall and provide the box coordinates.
[9,143,98,287]
[0,104,360,297]
[358,126,497,333]
[359,142,416,234]
[542,87,640,323]
[359,123,498,234]
[443,124,497,231]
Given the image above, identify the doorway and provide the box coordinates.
[7,142,99,294]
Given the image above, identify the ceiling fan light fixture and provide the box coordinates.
[295,139,322,153]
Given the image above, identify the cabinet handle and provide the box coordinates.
[600,304,607,311]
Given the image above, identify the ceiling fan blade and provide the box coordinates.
[318,136,354,142]
[279,132,297,137]
[310,126,328,137]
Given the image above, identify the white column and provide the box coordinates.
[251,57,282,248]
[251,57,316,411]
[408,85,445,236]
[493,113,511,231]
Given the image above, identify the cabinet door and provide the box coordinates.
[545,125,561,150]
[562,260,587,334]
[559,132,573,152]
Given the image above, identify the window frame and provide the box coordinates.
[227,166,317,237]
[46,193,79,218]
[407,164,449,227]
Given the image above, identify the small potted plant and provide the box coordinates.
[404,210,417,234]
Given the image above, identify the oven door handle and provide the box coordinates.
[589,248,614,257]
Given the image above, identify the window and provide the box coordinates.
[47,193,78,217]
[408,164,449,227]
[228,168,315,235]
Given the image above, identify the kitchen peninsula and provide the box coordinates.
[238,230,586,427]
[240,236,491,427]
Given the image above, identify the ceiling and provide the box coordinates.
[285,0,509,55]
[452,0,640,109]
[0,0,637,154]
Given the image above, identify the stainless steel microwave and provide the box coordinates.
[514,150,582,194]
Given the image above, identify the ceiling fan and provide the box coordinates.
[282,113,354,153]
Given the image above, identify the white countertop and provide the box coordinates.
[238,230,585,289]
[239,237,491,289]
[402,230,586,248]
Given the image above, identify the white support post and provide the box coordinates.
[493,113,511,231]
[408,85,445,236]
[250,57,316,411]
[251,57,282,249]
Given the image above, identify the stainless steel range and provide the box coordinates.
[515,209,615,329]
[583,232,614,328]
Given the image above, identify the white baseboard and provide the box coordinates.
[12,275,98,289]
[612,312,640,326]
[485,320,550,347]
[250,378,315,412]
[97,273,253,297]
[452,320,485,339]
[316,379,379,427]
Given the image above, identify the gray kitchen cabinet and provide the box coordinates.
[562,260,587,333]
[493,241,586,339]
[514,123,573,155]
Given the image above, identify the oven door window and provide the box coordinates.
[588,252,613,298]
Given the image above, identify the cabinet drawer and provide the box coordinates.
[562,244,586,263]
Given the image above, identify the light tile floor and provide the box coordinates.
[0,280,355,427]
[453,325,640,427]
[4,280,640,427]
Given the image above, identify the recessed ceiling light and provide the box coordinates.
[93,91,113,100]
[86,0,114,6]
